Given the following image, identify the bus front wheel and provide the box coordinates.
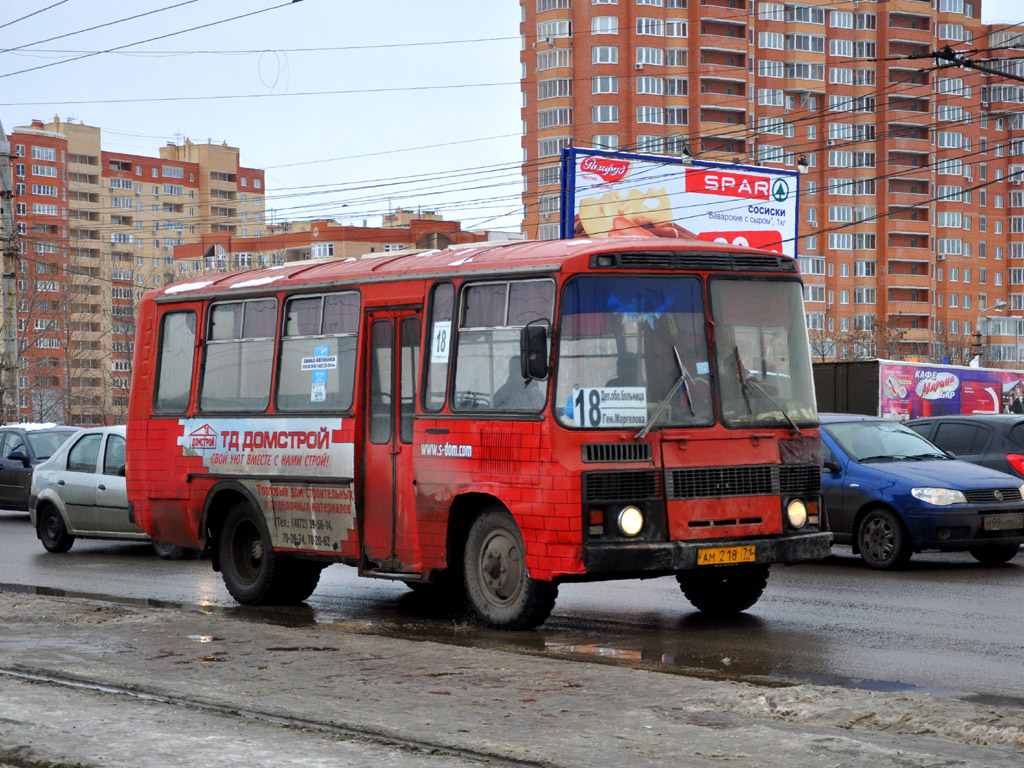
[676,564,769,615]
[219,502,321,605]
[463,507,557,630]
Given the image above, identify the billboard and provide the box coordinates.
[559,148,800,257]
[878,360,1024,420]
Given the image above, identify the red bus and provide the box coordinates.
[127,237,830,629]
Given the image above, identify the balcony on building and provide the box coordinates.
[888,148,930,171]
[211,206,237,218]
[699,136,746,156]
[887,66,931,95]
[888,40,930,60]
[69,227,100,241]
[699,21,748,53]
[886,179,930,209]
[886,233,930,256]
[698,0,749,19]
[886,205,931,235]
[68,190,100,204]
[887,95,930,115]
[888,121,930,145]
[67,171,99,185]
[69,247,100,260]
[886,288,932,317]
[698,49,746,72]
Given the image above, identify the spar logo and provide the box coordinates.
[188,423,218,450]
[580,156,631,183]
[687,169,772,200]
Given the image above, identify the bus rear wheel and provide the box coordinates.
[219,502,320,605]
[463,507,557,630]
[677,564,769,615]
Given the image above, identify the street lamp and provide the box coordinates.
[972,299,1008,367]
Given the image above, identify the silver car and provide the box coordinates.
[29,425,187,559]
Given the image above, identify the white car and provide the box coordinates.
[29,425,188,559]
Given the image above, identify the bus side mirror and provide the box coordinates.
[520,324,549,380]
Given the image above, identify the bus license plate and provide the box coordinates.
[697,545,756,566]
[983,513,1024,531]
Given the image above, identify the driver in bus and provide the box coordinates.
[494,356,544,410]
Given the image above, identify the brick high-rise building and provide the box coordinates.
[7,117,264,424]
[520,0,1024,364]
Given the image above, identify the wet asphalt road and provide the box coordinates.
[2,510,1022,704]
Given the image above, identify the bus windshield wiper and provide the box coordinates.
[733,345,802,435]
[635,345,689,440]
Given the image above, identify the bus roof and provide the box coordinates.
[154,236,796,302]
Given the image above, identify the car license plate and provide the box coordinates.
[983,513,1024,531]
[697,545,756,566]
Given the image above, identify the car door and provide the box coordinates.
[820,431,866,545]
[94,433,135,533]
[60,433,104,531]
[0,431,35,511]
[0,432,22,509]
[932,421,991,468]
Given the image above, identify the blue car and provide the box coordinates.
[820,413,1024,569]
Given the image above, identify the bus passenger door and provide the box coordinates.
[361,310,421,572]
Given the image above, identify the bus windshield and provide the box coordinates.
[710,278,817,429]
[556,275,714,430]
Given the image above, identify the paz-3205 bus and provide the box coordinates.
[127,237,831,629]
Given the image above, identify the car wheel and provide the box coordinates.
[463,507,557,630]
[37,505,74,554]
[677,564,770,614]
[968,543,1020,565]
[152,541,186,560]
[857,508,911,570]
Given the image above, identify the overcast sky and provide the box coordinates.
[1,0,1021,234]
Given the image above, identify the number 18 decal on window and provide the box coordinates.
[566,387,647,428]
[431,321,451,364]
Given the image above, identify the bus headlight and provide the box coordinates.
[786,499,808,529]
[617,506,644,537]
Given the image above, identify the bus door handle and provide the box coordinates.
[390,444,401,456]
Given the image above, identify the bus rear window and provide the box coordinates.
[200,299,277,412]
[154,311,197,413]
[276,292,360,412]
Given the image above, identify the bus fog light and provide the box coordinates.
[617,506,644,537]
[786,500,808,529]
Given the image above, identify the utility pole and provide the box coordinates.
[0,119,19,424]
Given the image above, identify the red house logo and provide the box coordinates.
[188,424,218,450]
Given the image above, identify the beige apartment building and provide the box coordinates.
[521,0,1024,364]
[8,117,264,424]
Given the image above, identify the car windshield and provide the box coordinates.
[710,278,817,429]
[826,420,949,462]
[27,430,77,460]
[555,275,714,430]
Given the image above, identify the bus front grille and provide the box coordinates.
[669,465,775,500]
[582,443,652,463]
[584,470,662,502]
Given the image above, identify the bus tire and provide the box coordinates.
[270,559,325,604]
[676,564,769,615]
[219,502,281,605]
[463,507,557,630]
[38,504,74,553]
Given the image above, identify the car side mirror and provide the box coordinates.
[944,450,956,459]
[117,464,127,477]
[823,458,841,474]
[7,450,29,467]
[520,322,549,381]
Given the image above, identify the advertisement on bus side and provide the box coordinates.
[558,148,800,258]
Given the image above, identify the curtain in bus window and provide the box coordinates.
[424,283,454,412]
[200,299,276,412]
[277,291,360,412]
[154,311,196,413]
[453,279,552,411]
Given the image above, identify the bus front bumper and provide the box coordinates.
[581,531,833,575]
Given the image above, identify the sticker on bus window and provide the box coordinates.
[302,344,337,371]
[696,361,710,375]
[431,321,451,364]
[311,369,327,403]
[566,387,647,428]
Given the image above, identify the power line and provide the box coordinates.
[0,0,73,33]
[0,1,298,81]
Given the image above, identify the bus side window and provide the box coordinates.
[423,282,454,412]
[200,298,276,413]
[276,291,360,413]
[154,310,197,413]
[452,278,553,412]
[400,317,421,443]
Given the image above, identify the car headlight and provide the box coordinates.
[786,499,808,528]
[911,487,967,506]
[617,506,644,537]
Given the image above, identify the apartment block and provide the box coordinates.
[8,117,265,424]
[520,0,1024,364]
